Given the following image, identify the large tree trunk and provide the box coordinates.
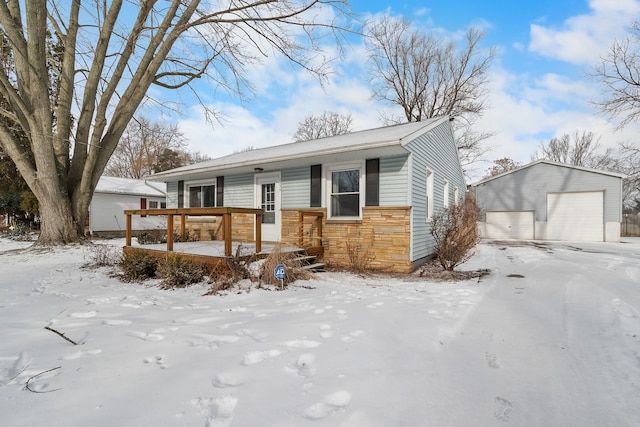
[36,191,78,245]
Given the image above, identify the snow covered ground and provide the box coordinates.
[1,237,639,427]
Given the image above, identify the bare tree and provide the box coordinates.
[591,21,640,128]
[531,131,615,169]
[292,110,353,142]
[105,117,186,179]
[0,0,351,244]
[483,157,521,179]
[365,16,496,167]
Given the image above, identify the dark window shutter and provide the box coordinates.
[178,180,184,208]
[365,158,379,206]
[310,164,321,207]
[216,176,224,207]
[140,198,147,217]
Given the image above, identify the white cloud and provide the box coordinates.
[529,0,640,64]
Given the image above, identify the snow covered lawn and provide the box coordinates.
[1,238,639,426]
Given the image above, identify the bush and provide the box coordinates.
[136,228,166,245]
[85,243,120,267]
[157,253,205,289]
[429,193,482,271]
[119,248,158,282]
[204,245,253,295]
[345,239,375,274]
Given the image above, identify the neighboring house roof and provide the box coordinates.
[151,116,451,181]
[472,159,626,186]
[95,176,167,197]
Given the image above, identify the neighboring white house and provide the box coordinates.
[89,176,167,237]
[472,160,626,242]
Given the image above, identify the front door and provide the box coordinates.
[255,173,280,242]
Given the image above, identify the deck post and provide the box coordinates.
[223,212,232,256]
[256,212,262,253]
[180,214,186,240]
[167,214,174,251]
[125,213,132,246]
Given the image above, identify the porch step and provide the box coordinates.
[302,262,326,272]
[293,255,316,263]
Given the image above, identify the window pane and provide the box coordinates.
[332,170,359,193]
[149,201,158,209]
[261,183,276,223]
[331,194,359,217]
[203,185,215,207]
[189,187,201,208]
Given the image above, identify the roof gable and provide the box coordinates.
[472,160,626,186]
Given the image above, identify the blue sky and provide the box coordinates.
[160,0,640,179]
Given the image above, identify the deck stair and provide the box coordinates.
[291,250,326,272]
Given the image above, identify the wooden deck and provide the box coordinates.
[122,207,324,267]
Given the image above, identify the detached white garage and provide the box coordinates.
[472,161,624,243]
[547,191,604,241]
[486,211,534,240]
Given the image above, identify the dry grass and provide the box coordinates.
[258,244,315,288]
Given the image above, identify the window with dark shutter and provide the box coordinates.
[216,176,224,207]
[310,164,321,207]
[178,180,184,208]
[365,158,379,206]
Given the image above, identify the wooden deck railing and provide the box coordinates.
[298,211,324,248]
[123,207,263,256]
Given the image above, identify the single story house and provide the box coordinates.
[151,116,466,272]
[89,176,167,237]
[471,160,625,242]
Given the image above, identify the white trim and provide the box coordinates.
[443,179,450,208]
[254,171,281,242]
[324,161,365,219]
[426,168,434,222]
[184,178,217,208]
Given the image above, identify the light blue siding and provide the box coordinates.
[224,173,254,207]
[282,167,309,208]
[379,155,409,206]
[405,121,466,261]
[166,181,179,208]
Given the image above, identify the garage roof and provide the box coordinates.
[472,160,626,186]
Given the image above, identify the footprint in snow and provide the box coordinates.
[242,349,282,365]
[283,339,322,349]
[337,310,348,320]
[340,330,364,343]
[319,324,335,339]
[69,311,97,318]
[485,352,500,369]
[285,353,316,378]
[494,396,513,422]
[206,395,238,426]
[303,391,352,420]
[189,334,239,350]
[102,319,132,326]
[127,331,165,341]
[60,349,102,361]
[212,371,245,388]
[367,302,384,309]
[143,354,168,369]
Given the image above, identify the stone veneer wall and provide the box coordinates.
[182,214,256,242]
[281,207,412,273]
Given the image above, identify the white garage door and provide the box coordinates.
[486,211,535,240]
[547,192,604,242]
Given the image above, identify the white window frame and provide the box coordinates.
[426,168,434,222]
[443,180,450,208]
[454,186,460,206]
[185,179,217,208]
[325,161,365,219]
